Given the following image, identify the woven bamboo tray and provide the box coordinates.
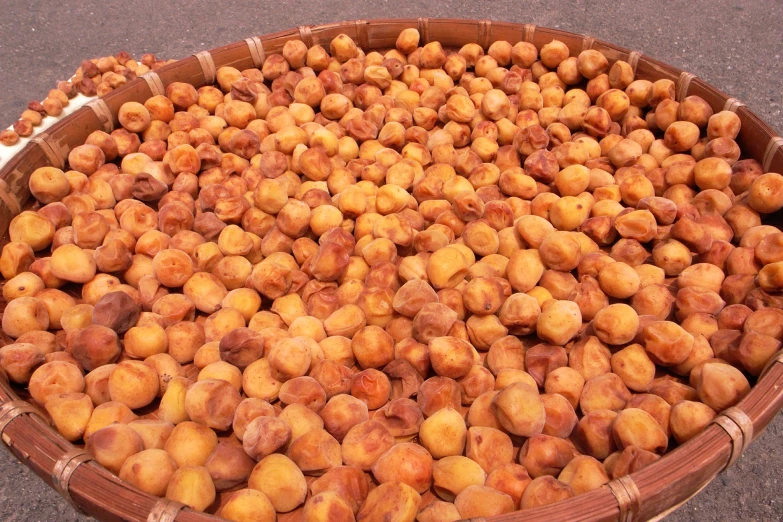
[1,17,782,522]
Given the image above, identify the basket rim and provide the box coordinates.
[0,17,782,522]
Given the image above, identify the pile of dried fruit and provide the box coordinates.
[0,52,172,146]
[1,27,783,522]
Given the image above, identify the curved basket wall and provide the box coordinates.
[0,18,782,522]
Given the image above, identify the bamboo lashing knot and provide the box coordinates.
[141,71,165,96]
[52,448,94,512]
[607,475,641,522]
[297,26,313,48]
[581,35,596,52]
[676,71,695,102]
[355,20,370,51]
[723,97,745,113]
[86,98,114,133]
[522,24,536,43]
[0,400,41,437]
[418,18,430,44]
[627,51,642,75]
[0,178,22,217]
[246,37,266,68]
[478,20,492,50]
[710,406,753,469]
[759,348,783,380]
[31,133,67,170]
[762,136,783,173]
[147,498,186,522]
[193,50,216,86]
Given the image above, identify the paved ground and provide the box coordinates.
[1,1,782,520]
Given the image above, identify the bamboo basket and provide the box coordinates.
[1,18,782,522]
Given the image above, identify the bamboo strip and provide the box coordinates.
[418,18,430,44]
[627,51,642,74]
[30,133,67,169]
[297,26,313,49]
[723,98,745,112]
[710,407,753,468]
[478,20,492,50]
[147,499,186,522]
[676,71,696,101]
[52,449,95,511]
[193,51,216,85]
[763,137,783,172]
[0,178,21,217]
[86,98,114,133]
[606,476,641,522]
[141,71,166,96]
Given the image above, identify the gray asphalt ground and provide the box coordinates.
[1,1,782,520]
